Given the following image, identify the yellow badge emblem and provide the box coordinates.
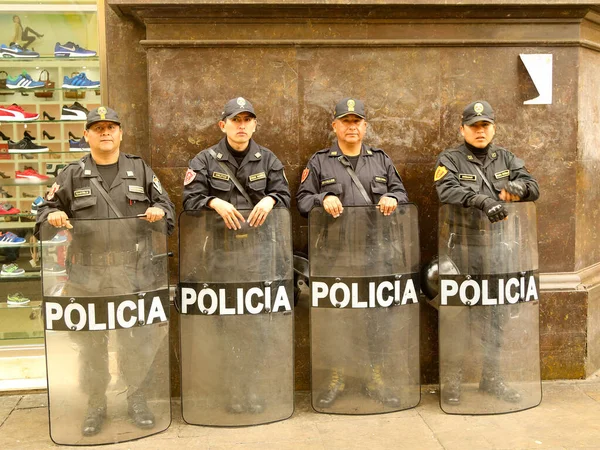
[98,106,107,120]
[434,165,448,182]
[347,99,355,112]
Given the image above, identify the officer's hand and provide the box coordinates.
[248,196,276,228]
[377,196,398,216]
[47,211,73,229]
[208,198,245,230]
[482,198,508,223]
[142,207,165,223]
[323,195,343,218]
[500,181,528,202]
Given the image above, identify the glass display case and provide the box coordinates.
[0,0,104,390]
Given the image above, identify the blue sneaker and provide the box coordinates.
[7,72,45,89]
[54,41,96,58]
[0,43,39,58]
[42,233,67,245]
[31,196,44,214]
[0,232,26,245]
[69,137,90,151]
[62,73,100,89]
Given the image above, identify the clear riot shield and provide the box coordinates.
[177,208,294,426]
[438,203,541,415]
[309,205,421,414]
[40,218,171,445]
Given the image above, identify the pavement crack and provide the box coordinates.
[417,408,447,450]
[0,396,22,429]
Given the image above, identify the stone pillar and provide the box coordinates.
[105,0,600,388]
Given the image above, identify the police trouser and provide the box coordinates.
[65,265,164,408]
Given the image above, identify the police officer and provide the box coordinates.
[183,97,291,224]
[36,106,175,436]
[297,97,409,409]
[434,100,539,405]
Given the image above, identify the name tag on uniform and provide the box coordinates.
[74,188,91,198]
[459,174,477,182]
[495,170,510,179]
[321,178,336,186]
[249,172,266,182]
[128,185,144,194]
[213,172,230,181]
[374,176,387,184]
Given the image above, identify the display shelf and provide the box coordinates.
[0,273,41,281]
[0,300,42,311]
[0,88,101,93]
[0,119,87,124]
[0,221,35,229]
[0,242,38,248]
[0,56,99,63]
[0,179,53,187]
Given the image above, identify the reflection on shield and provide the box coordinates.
[309,205,421,414]
[40,218,171,445]
[438,203,541,415]
[177,209,294,426]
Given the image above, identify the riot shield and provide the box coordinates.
[177,208,294,426]
[309,205,421,414]
[438,203,541,415]
[40,218,171,445]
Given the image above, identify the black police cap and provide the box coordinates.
[334,97,366,120]
[86,106,121,129]
[462,100,495,126]
[221,97,256,121]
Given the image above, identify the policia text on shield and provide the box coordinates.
[36,106,176,445]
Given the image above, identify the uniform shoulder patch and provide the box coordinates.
[301,168,309,183]
[47,182,60,201]
[434,165,449,182]
[184,168,196,186]
[152,174,163,194]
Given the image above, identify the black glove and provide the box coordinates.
[470,195,508,223]
[505,180,528,199]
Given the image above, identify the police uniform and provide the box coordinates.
[296,142,408,217]
[298,97,409,410]
[434,100,540,407]
[183,137,290,210]
[35,106,174,436]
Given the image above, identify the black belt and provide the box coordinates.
[71,251,138,266]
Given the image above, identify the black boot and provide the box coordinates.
[479,375,521,403]
[247,393,265,414]
[127,394,155,429]
[227,396,245,414]
[81,405,106,437]
[316,368,345,409]
[364,365,400,408]
[441,381,462,405]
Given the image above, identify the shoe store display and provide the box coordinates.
[54,42,97,58]
[0,203,20,215]
[62,73,100,89]
[42,233,67,245]
[0,104,39,121]
[45,163,67,177]
[0,43,39,58]
[0,130,11,140]
[15,167,50,181]
[42,130,55,140]
[1,263,25,276]
[8,137,49,153]
[7,292,31,306]
[43,111,55,121]
[23,130,35,140]
[60,102,88,120]
[31,196,44,214]
[68,131,80,140]
[0,231,26,244]
[0,171,9,179]
[43,262,66,275]
[69,137,90,151]
[6,71,45,89]
[0,188,12,198]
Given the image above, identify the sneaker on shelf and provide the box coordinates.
[69,137,90,151]
[8,137,49,153]
[0,104,39,122]
[1,263,25,276]
[43,262,66,275]
[42,233,67,245]
[62,73,100,89]
[54,42,97,58]
[6,72,45,89]
[0,43,39,58]
[45,163,67,177]
[0,231,26,244]
[0,203,20,215]
[31,196,44,214]
[15,168,50,181]
[60,102,88,121]
[7,292,31,306]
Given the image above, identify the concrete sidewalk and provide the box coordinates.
[1,380,600,449]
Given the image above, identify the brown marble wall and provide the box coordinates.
[105,1,600,384]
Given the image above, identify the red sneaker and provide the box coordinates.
[0,203,20,215]
[15,168,49,181]
[0,104,39,122]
